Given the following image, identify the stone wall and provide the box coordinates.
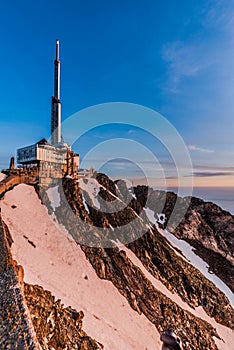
[0,215,40,349]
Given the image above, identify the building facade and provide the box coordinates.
[17,139,67,166]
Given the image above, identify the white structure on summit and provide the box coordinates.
[51,40,61,145]
[17,138,66,166]
[17,40,79,177]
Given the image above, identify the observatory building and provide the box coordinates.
[17,41,79,179]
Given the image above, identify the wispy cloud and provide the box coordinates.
[161,1,234,94]
[187,171,234,178]
[201,0,234,33]
[193,164,234,171]
[162,41,203,92]
[188,144,214,153]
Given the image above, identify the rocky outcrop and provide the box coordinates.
[178,197,234,261]
[175,197,234,293]
[24,284,102,350]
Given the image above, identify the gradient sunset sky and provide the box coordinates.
[0,0,234,187]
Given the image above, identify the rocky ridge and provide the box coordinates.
[133,185,234,293]
[41,173,234,350]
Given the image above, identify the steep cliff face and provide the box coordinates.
[175,197,234,293]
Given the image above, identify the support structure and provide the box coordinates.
[51,40,61,145]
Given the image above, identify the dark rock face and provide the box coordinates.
[24,284,102,350]
[133,185,234,293]
[185,197,234,263]
[175,197,234,293]
[96,173,117,197]
[52,177,145,247]
[47,173,234,350]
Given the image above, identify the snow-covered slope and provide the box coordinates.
[1,183,234,350]
[1,184,161,350]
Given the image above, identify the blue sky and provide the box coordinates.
[0,0,234,187]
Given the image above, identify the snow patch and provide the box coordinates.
[144,207,156,224]
[78,178,101,209]
[156,213,166,225]
[158,228,234,307]
[144,209,186,260]
[46,186,61,211]
[82,195,90,213]
[144,208,166,226]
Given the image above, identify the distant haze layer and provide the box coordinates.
[166,186,234,215]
